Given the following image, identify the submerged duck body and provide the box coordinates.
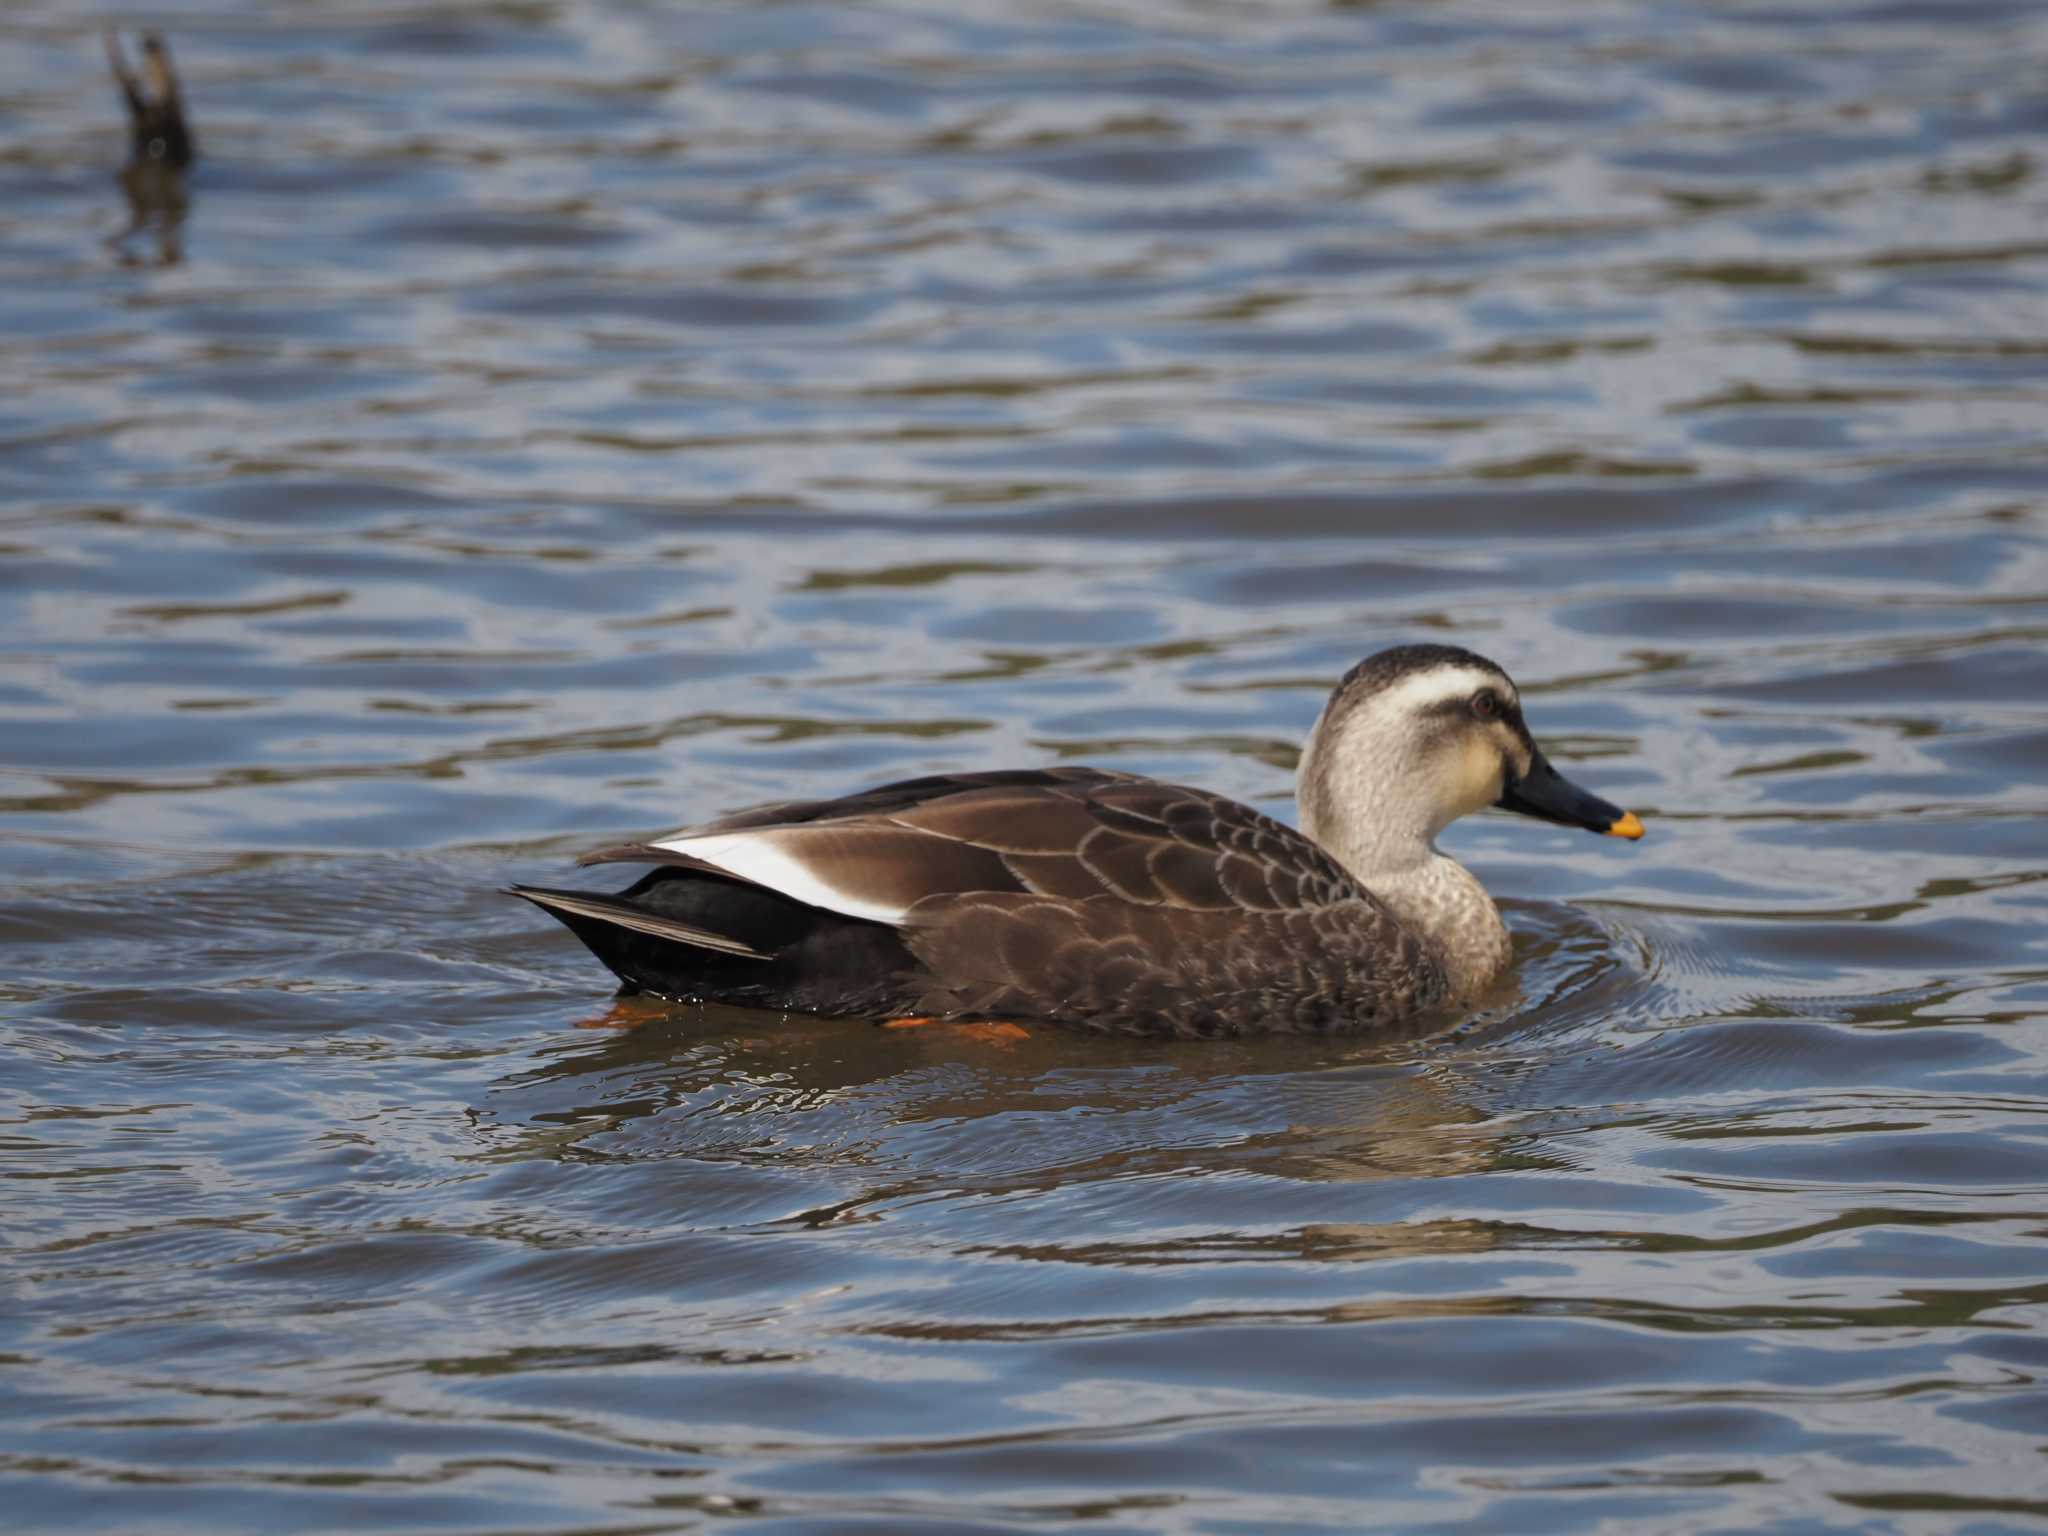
[512,644,1643,1038]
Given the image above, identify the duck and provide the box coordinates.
[510,643,1643,1038]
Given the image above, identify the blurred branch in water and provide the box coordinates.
[105,30,195,267]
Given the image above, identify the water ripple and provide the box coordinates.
[2,0,2046,1530]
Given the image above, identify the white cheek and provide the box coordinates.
[1457,738,1506,813]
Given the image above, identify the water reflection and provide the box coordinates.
[111,161,189,267]
[480,993,1516,1197]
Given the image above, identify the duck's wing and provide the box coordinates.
[880,774,1436,1034]
[574,766,1372,925]
[566,767,1439,1034]
[901,889,1439,1037]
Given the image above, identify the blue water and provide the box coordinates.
[4,1,2048,1530]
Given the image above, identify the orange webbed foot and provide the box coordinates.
[882,1016,1030,1045]
[573,995,667,1031]
[954,1021,1030,1044]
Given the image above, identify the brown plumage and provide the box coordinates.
[511,645,1644,1037]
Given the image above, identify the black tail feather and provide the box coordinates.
[508,870,921,1015]
[506,884,768,960]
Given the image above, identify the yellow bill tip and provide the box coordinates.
[1605,810,1645,841]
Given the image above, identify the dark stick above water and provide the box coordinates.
[104,30,194,266]
[105,30,195,171]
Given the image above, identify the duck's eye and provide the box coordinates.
[1471,691,1498,719]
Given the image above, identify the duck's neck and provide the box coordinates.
[1297,724,1512,1002]
[1356,854,1512,1001]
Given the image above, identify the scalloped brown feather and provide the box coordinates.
[521,767,1452,1037]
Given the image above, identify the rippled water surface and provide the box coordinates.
[5,1,2048,1529]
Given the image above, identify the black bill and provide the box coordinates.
[1498,753,1644,839]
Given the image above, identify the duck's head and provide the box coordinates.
[1299,643,1642,875]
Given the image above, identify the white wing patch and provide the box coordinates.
[648,830,911,925]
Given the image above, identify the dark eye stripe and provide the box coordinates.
[1419,691,1507,719]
